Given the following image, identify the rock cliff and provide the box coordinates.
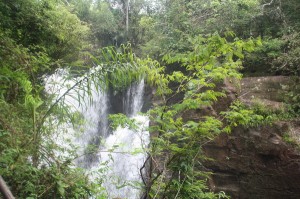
[203,76,300,199]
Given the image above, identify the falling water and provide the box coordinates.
[45,68,149,199]
[98,80,149,198]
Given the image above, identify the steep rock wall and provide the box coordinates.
[204,122,300,199]
[203,76,300,199]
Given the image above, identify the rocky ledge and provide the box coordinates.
[203,76,300,199]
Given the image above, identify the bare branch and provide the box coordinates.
[0,176,15,199]
[261,0,274,12]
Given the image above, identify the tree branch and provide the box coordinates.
[261,0,274,12]
[0,176,15,199]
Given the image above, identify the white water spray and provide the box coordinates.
[45,69,149,199]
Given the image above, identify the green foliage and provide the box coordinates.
[0,0,91,69]
[0,1,104,198]
[42,3,90,62]
[109,113,139,130]
[90,2,118,45]
[221,100,271,132]
[283,77,300,116]
[140,0,261,58]
[133,33,260,198]
[89,44,148,90]
[272,32,300,75]
[138,16,156,44]
[201,0,260,36]
[0,90,100,198]
[69,0,119,47]
[245,37,283,71]
[1,0,299,197]
[246,32,300,76]
[0,41,154,197]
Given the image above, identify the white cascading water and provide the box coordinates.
[44,68,149,199]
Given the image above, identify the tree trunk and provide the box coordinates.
[126,0,130,38]
[0,176,15,199]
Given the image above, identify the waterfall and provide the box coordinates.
[124,80,145,116]
[45,69,149,199]
[98,79,149,198]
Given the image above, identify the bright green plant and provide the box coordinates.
[107,33,264,198]
[0,34,149,198]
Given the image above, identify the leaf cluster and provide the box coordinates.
[138,33,263,198]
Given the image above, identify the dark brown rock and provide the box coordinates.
[204,122,300,199]
[148,76,300,198]
[202,76,300,199]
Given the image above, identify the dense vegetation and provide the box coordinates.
[0,0,299,198]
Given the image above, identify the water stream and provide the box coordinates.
[45,69,149,199]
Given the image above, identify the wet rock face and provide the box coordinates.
[204,122,300,199]
[201,76,300,199]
